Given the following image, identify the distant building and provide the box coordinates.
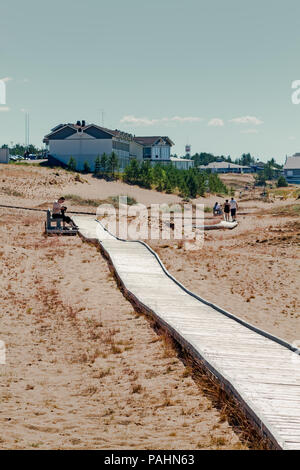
[170,157,194,170]
[0,148,9,164]
[44,121,133,170]
[283,153,300,184]
[198,161,252,174]
[44,122,178,171]
[133,136,174,162]
[250,161,265,172]
[0,148,9,163]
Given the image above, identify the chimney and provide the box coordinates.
[76,120,81,126]
[82,120,86,127]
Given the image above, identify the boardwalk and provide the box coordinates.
[73,215,300,450]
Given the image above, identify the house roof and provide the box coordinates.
[134,136,174,146]
[198,161,250,169]
[44,122,133,142]
[44,123,174,147]
[284,154,300,170]
[170,157,193,162]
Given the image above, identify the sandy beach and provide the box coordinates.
[0,165,245,449]
[0,163,299,449]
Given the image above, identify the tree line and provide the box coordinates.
[190,152,283,169]
[1,143,42,156]
[123,159,228,198]
[68,152,119,177]
[68,154,228,199]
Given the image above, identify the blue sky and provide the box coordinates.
[1,0,300,163]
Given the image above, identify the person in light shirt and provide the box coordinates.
[230,197,238,221]
[52,197,76,228]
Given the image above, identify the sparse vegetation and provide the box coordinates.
[277,175,288,187]
[67,156,77,172]
[63,193,137,208]
[123,160,228,198]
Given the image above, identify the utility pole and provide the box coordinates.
[25,112,29,148]
[99,109,105,127]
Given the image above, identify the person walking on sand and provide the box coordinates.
[223,199,230,222]
[230,197,238,222]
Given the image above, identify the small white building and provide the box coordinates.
[170,157,194,170]
[0,148,9,164]
[283,153,300,184]
[199,161,252,174]
[133,136,174,162]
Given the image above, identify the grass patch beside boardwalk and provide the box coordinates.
[0,187,24,198]
[64,194,137,208]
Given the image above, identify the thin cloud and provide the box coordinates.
[120,115,203,126]
[229,115,263,125]
[208,118,224,127]
[0,107,10,111]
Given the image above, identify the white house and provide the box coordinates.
[44,121,133,171]
[44,122,177,171]
[133,136,174,162]
[283,153,300,184]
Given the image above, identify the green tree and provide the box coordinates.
[107,152,119,178]
[186,172,198,198]
[100,153,108,175]
[94,155,101,175]
[254,173,267,186]
[67,156,77,171]
[153,164,167,191]
[83,161,91,173]
[123,159,140,184]
[140,161,153,188]
[264,163,274,180]
[277,176,288,187]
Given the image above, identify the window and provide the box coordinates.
[112,140,129,152]
[143,147,151,158]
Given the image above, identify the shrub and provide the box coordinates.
[277,175,288,187]
[94,155,101,175]
[67,156,77,171]
[83,161,91,173]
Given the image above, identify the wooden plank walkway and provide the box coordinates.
[72,215,300,450]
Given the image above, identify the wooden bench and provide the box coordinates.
[45,209,78,235]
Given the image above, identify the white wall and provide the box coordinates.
[170,159,194,170]
[151,145,170,160]
[129,141,143,161]
[0,148,9,163]
[49,135,113,170]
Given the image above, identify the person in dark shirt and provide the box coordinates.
[223,199,230,222]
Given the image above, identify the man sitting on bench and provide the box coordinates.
[52,197,76,228]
